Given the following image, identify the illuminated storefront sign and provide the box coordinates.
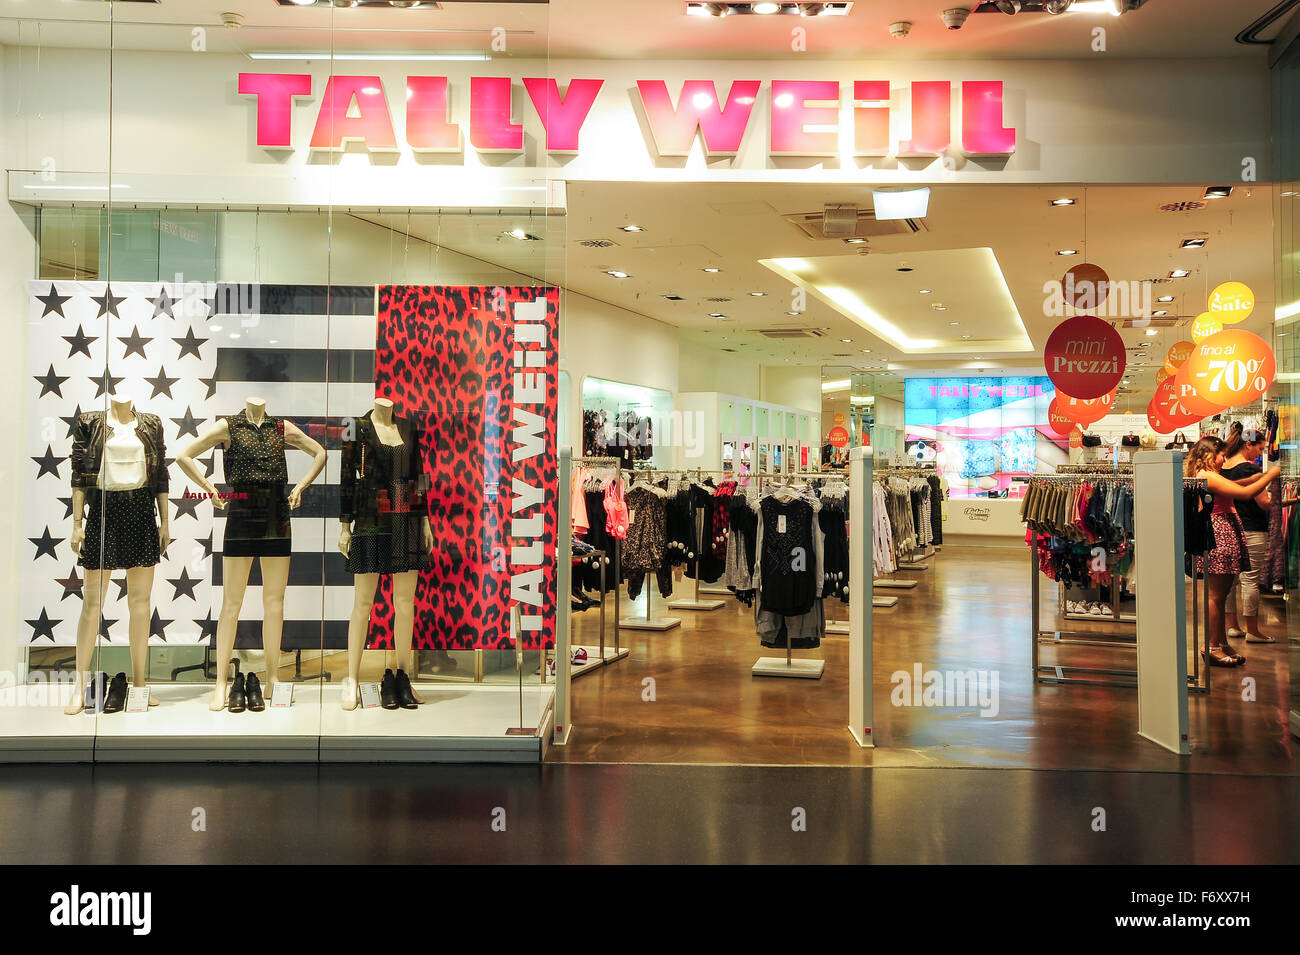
[238,73,1016,160]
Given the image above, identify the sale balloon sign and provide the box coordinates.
[1044,316,1126,399]
[1154,367,1170,385]
[1164,340,1195,373]
[1062,263,1111,311]
[1190,312,1223,343]
[1055,386,1118,426]
[1048,397,1076,436]
[1207,281,1255,325]
[828,425,850,448]
[1150,377,1205,430]
[1176,328,1276,408]
[1068,427,1083,449]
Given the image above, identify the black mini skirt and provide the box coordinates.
[80,487,161,571]
[223,483,292,558]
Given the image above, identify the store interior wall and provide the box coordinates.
[679,344,761,400]
[759,365,822,414]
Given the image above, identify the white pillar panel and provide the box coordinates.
[849,446,875,748]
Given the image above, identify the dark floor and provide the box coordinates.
[2,762,1296,864]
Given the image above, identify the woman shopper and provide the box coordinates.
[1184,435,1280,666]
[1220,428,1277,644]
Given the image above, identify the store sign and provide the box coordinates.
[1190,312,1223,343]
[828,425,850,448]
[1060,263,1110,311]
[1175,328,1275,409]
[238,73,1016,159]
[1207,281,1255,325]
[1053,386,1116,426]
[1163,340,1195,374]
[1043,315,1125,400]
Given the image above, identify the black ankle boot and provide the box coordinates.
[245,673,265,712]
[229,672,246,713]
[380,669,398,710]
[394,669,419,709]
[103,672,128,714]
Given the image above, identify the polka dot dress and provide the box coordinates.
[80,487,161,570]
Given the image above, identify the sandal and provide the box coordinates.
[1245,632,1276,644]
[1204,647,1241,668]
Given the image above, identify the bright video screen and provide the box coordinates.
[904,376,1067,499]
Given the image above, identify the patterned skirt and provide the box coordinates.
[81,487,160,570]
[1198,511,1250,576]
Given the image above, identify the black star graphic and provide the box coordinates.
[36,284,72,318]
[62,325,95,359]
[54,566,84,601]
[173,326,208,360]
[28,526,59,561]
[117,324,153,360]
[198,454,216,479]
[57,496,74,520]
[170,405,203,439]
[197,530,214,560]
[171,493,203,521]
[88,372,125,399]
[32,446,67,480]
[149,609,173,642]
[111,576,129,601]
[60,405,85,441]
[166,567,200,601]
[98,616,118,641]
[198,376,219,401]
[144,366,179,400]
[34,364,69,399]
[91,285,126,319]
[151,287,176,319]
[26,608,60,642]
[194,609,218,642]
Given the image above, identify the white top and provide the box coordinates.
[98,418,147,491]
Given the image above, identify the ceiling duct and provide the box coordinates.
[755,328,828,339]
[786,206,926,241]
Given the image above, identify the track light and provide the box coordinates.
[1044,0,1073,13]
[994,0,1021,13]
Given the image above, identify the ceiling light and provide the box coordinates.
[1044,0,1074,14]
[702,267,722,273]
[503,229,540,241]
[709,312,726,318]
[948,322,959,326]
[1203,185,1233,199]
[620,224,646,233]
[822,378,852,392]
[931,303,948,311]
[1152,310,1168,317]
[872,186,930,221]
[1050,197,1077,206]
[1169,269,1190,278]
[840,338,854,343]
[917,289,933,294]
[861,349,871,353]
[605,270,630,279]
[1145,328,1158,336]
[1156,295,1174,303]
[753,1,781,12]
[1180,237,1207,249]
[843,237,869,245]
[1138,342,1152,348]
[785,311,800,316]
[1056,249,1078,256]
[995,0,1022,12]
[749,291,765,297]
[662,294,685,301]
[686,2,727,16]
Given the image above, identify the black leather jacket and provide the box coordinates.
[339,411,430,524]
[70,410,169,494]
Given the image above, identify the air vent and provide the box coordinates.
[661,294,685,301]
[578,238,618,249]
[784,208,926,241]
[1157,200,1208,213]
[756,328,827,340]
[1116,315,1187,329]
[705,296,733,303]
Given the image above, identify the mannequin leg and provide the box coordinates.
[64,569,109,715]
[258,556,291,690]
[392,570,424,704]
[125,565,159,706]
[210,557,254,711]
[344,574,380,710]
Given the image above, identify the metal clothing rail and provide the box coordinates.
[1028,475,1210,692]
[573,457,627,656]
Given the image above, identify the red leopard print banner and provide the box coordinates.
[370,285,559,651]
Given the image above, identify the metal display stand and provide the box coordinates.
[569,456,628,671]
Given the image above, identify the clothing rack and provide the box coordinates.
[572,456,633,660]
[1027,472,1210,692]
[874,465,936,577]
[618,466,682,632]
[667,467,729,612]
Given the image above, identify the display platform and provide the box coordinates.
[0,681,553,763]
[570,644,631,679]
[752,657,825,679]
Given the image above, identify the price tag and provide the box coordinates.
[270,682,294,709]
[1119,451,1131,462]
[125,686,150,713]
[628,509,636,524]
[777,515,787,534]
[359,682,382,709]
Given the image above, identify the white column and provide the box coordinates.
[848,446,875,748]
[554,448,573,745]
[1133,449,1190,755]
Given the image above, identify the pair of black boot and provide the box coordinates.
[83,671,128,714]
[227,673,265,713]
[380,669,419,710]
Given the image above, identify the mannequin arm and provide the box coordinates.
[156,492,171,553]
[176,419,231,508]
[70,488,87,556]
[283,420,326,510]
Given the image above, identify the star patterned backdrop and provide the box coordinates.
[23,280,378,648]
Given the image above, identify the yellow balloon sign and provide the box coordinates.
[1191,312,1223,342]
[1155,367,1170,385]
[1164,340,1195,373]
[1207,281,1255,325]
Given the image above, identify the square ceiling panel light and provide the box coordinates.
[760,248,1031,355]
[872,187,931,221]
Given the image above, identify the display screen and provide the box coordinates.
[904,376,1067,498]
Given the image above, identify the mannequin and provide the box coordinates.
[176,397,326,711]
[339,397,435,710]
[65,394,169,715]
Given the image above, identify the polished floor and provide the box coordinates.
[559,543,1297,772]
[0,762,1294,864]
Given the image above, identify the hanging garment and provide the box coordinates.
[724,493,759,605]
[819,498,850,603]
[663,484,695,567]
[571,466,590,535]
[579,488,616,593]
[872,481,897,575]
[1264,483,1286,594]
[623,484,672,600]
[756,496,818,617]
[927,474,944,546]
[604,478,629,539]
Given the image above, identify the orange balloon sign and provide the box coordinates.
[1191,312,1223,343]
[1054,386,1118,426]
[1154,367,1170,386]
[1068,427,1083,449]
[832,412,847,427]
[828,425,850,449]
[1164,340,1195,373]
[1176,328,1276,408]
[1062,263,1111,311]
[1207,281,1255,325]
[1150,377,1205,431]
[1047,397,1076,436]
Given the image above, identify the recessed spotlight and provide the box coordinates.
[840,338,853,343]
[709,312,726,318]
[1152,310,1168,317]
[749,291,765,297]
[662,294,684,301]
[620,224,646,233]
[504,228,540,241]
[785,310,800,316]
[861,348,871,353]
[1180,237,1207,249]
[702,267,722,273]
[1050,198,1077,206]
[1056,249,1079,256]
[917,289,933,294]
[844,237,869,245]
[931,303,948,311]
[1138,342,1152,348]
[948,322,959,326]
[896,265,914,272]
[753,0,781,12]
[961,335,971,340]
[1203,185,1233,199]
[1156,295,1174,303]
[604,270,630,279]
[1169,269,1190,278]
[1145,328,1158,336]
